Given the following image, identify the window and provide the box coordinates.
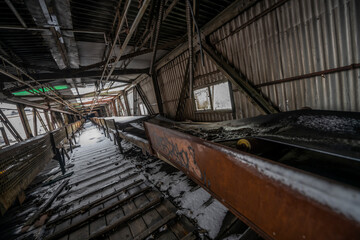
[194,87,211,111]
[210,82,232,110]
[194,81,232,111]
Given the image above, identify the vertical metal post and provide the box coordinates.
[0,109,23,142]
[118,95,127,116]
[186,0,194,99]
[123,91,131,116]
[36,110,48,132]
[32,108,38,136]
[149,0,164,74]
[0,127,10,145]
[50,112,57,129]
[112,100,118,116]
[17,104,33,139]
[151,72,163,114]
[133,88,138,116]
[44,110,53,131]
[63,113,69,125]
[228,81,237,119]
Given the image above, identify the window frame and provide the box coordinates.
[193,81,233,113]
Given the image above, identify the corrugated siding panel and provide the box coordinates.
[209,0,360,113]
[157,51,189,119]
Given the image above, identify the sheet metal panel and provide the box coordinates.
[139,0,359,120]
[209,0,360,114]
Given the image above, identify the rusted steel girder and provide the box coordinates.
[144,122,360,240]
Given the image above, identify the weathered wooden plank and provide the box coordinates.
[109,225,132,240]
[133,212,177,240]
[89,216,106,235]
[68,225,89,240]
[157,229,178,240]
[53,219,71,234]
[142,208,162,227]
[170,216,196,239]
[106,207,124,226]
[123,201,147,236]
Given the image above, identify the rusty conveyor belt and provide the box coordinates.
[93,110,360,240]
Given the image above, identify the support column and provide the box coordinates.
[151,72,163,115]
[0,127,9,145]
[133,88,138,115]
[63,113,69,125]
[0,109,23,142]
[123,91,131,116]
[228,81,237,119]
[35,109,48,132]
[32,108,38,136]
[112,100,118,116]
[118,96,126,116]
[44,110,54,131]
[17,104,33,139]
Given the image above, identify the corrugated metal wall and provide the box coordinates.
[138,0,360,121]
[210,0,360,113]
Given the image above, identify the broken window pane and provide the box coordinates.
[194,87,211,111]
[210,82,232,110]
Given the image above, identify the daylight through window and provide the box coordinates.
[194,81,232,111]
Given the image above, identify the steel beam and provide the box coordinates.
[0,57,80,114]
[151,72,163,115]
[0,25,105,35]
[44,110,53,131]
[186,0,194,99]
[33,108,38,136]
[1,69,149,82]
[149,0,165,74]
[35,109,48,132]
[144,122,360,240]
[0,127,9,146]
[0,109,23,142]
[202,41,278,114]
[5,0,28,28]
[112,100,118,116]
[155,0,259,71]
[17,104,33,139]
[123,91,131,116]
[103,0,151,84]
[0,93,75,115]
